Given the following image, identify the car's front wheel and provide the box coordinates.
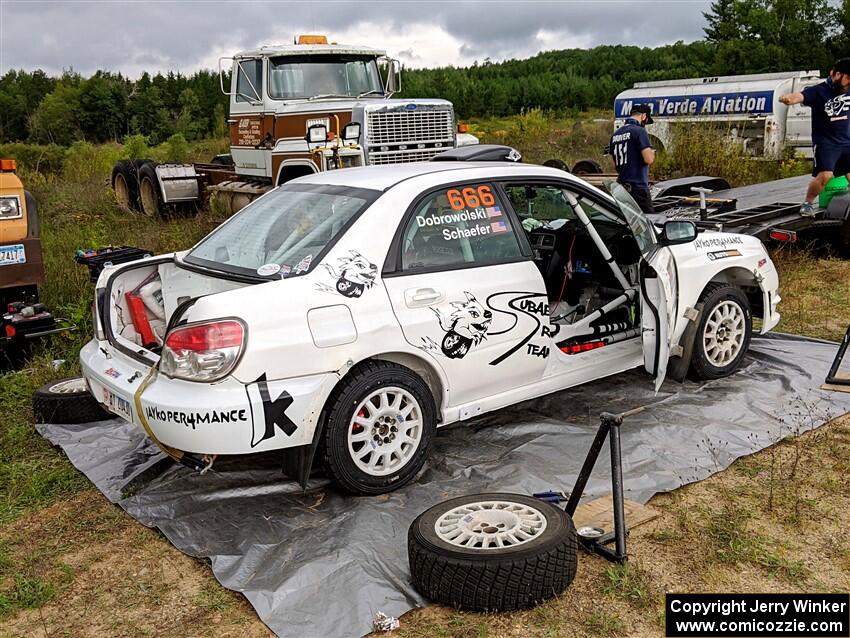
[690,283,752,380]
[321,361,436,495]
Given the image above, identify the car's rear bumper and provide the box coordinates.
[80,339,337,455]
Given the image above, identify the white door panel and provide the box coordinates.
[642,246,677,390]
[384,260,550,405]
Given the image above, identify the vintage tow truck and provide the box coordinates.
[112,34,478,217]
[0,159,71,367]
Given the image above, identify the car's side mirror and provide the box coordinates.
[659,220,698,245]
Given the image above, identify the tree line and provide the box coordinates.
[0,0,847,144]
[0,69,229,146]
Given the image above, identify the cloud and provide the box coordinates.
[0,0,712,77]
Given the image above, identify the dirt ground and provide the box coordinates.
[2,413,847,638]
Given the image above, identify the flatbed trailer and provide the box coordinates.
[651,175,850,249]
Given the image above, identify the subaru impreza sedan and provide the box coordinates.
[81,151,780,494]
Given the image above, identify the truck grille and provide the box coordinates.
[365,107,455,164]
[368,148,447,164]
[366,109,454,145]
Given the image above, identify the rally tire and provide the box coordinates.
[408,493,578,611]
[33,377,111,424]
[689,283,752,380]
[321,360,436,495]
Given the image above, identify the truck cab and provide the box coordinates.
[221,35,479,185]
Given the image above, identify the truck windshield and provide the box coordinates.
[268,55,384,99]
[185,184,380,279]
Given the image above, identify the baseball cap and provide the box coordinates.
[832,58,850,75]
[630,104,654,124]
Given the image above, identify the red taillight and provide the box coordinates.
[769,229,797,242]
[161,319,245,382]
[5,324,15,338]
[165,320,244,352]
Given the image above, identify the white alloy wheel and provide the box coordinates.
[49,378,88,394]
[702,299,746,367]
[347,386,423,477]
[435,500,548,550]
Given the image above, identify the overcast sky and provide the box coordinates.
[0,0,712,77]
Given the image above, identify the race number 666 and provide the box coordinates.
[447,185,496,210]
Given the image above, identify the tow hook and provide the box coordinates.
[199,454,218,475]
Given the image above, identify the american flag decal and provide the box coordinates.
[491,220,508,233]
[486,206,502,218]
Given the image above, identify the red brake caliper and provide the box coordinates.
[351,408,367,434]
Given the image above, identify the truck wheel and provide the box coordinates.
[111,159,151,213]
[138,162,163,217]
[690,284,752,380]
[572,159,603,175]
[321,361,435,495]
[33,377,111,424]
[408,493,578,611]
[543,158,569,172]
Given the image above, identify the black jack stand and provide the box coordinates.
[563,407,644,564]
[825,324,850,387]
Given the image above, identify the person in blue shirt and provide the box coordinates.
[608,104,656,216]
[779,58,850,216]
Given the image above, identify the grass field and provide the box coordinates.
[1,117,848,637]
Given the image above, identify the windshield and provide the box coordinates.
[606,181,657,255]
[185,184,380,278]
[268,55,383,99]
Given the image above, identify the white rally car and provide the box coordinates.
[80,146,780,494]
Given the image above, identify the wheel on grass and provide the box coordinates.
[33,377,111,424]
[113,171,133,211]
[321,361,435,495]
[111,159,151,213]
[690,284,752,380]
[138,162,163,217]
[408,493,578,611]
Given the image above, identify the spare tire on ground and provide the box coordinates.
[408,493,578,611]
[33,377,111,424]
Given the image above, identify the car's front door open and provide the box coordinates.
[606,182,677,390]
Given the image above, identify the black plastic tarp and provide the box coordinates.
[38,334,849,638]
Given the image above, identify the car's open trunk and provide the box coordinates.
[101,257,252,361]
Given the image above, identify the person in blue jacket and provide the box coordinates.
[608,104,656,216]
[780,58,850,216]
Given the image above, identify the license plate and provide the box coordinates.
[102,387,133,421]
[0,244,25,266]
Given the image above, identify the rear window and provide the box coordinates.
[185,184,379,279]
